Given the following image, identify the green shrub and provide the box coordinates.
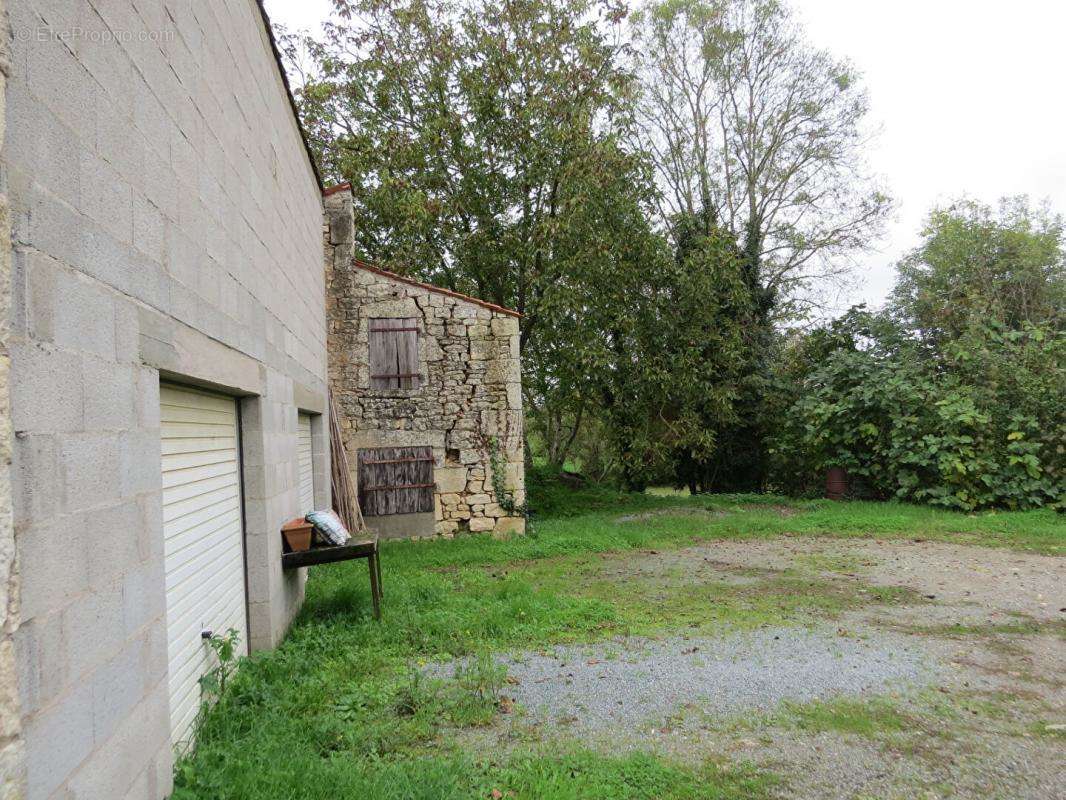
[769,198,1065,511]
[769,311,1064,511]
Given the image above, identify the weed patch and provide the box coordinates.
[779,696,912,738]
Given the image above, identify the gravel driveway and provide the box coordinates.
[437,535,1066,800]
[439,627,935,732]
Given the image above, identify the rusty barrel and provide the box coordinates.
[825,467,847,500]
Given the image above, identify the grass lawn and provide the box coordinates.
[172,485,1064,799]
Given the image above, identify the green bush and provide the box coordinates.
[769,198,1065,512]
[769,312,1064,511]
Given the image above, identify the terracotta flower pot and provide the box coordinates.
[825,467,848,501]
[281,518,314,552]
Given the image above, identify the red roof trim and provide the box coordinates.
[322,181,352,197]
[352,259,522,318]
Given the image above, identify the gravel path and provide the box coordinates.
[433,627,935,732]
[432,533,1065,799]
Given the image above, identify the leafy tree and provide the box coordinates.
[522,203,753,490]
[625,0,891,491]
[289,0,639,350]
[586,218,752,490]
[771,314,1063,511]
[288,0,699,470]
[893,196,1065,343]
[282,0,906,494]
[665,208,767,492]
[521,151,670,471]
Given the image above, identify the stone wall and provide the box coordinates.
[2,1,327,798]
[0,1,25,796]
[325,189,525,539]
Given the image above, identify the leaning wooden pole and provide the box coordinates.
[328,389,367,535]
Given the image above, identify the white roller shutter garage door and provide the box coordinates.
[297,413,314,514]
[160,384,248,747]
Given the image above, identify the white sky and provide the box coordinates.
[264,0,1066,311]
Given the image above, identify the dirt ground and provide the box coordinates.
[465,537,1066,800]
[671,537,1063,622]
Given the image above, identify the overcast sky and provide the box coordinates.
[264,0,1066,312]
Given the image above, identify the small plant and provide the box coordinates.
[199,627,241,702]
[393,670,432,717]
[184,628,242,752]
[475,416,532,532]
[333,680,394,721]
[484,436,514,511]
[454,651,507,704]
[448,651,509,727]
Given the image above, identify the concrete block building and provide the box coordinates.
[324,188,526,540]
[0,1,330,797]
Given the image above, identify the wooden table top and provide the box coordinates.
[281,538,378,569]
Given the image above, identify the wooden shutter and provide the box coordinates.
[369,318,419,389]
[357,446,434,516]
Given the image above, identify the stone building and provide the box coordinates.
[324,187,525,540]
[0,1,330,797]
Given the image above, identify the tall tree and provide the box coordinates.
[631,0,891,317]
[556,210,752,490]
[289,0,666,467]
[289,0,640,354]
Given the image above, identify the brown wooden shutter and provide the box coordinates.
[369,318,419,389]
[357,446,434,516]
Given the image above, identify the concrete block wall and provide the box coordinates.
[2,1,328,798]
[0,1,27,796]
